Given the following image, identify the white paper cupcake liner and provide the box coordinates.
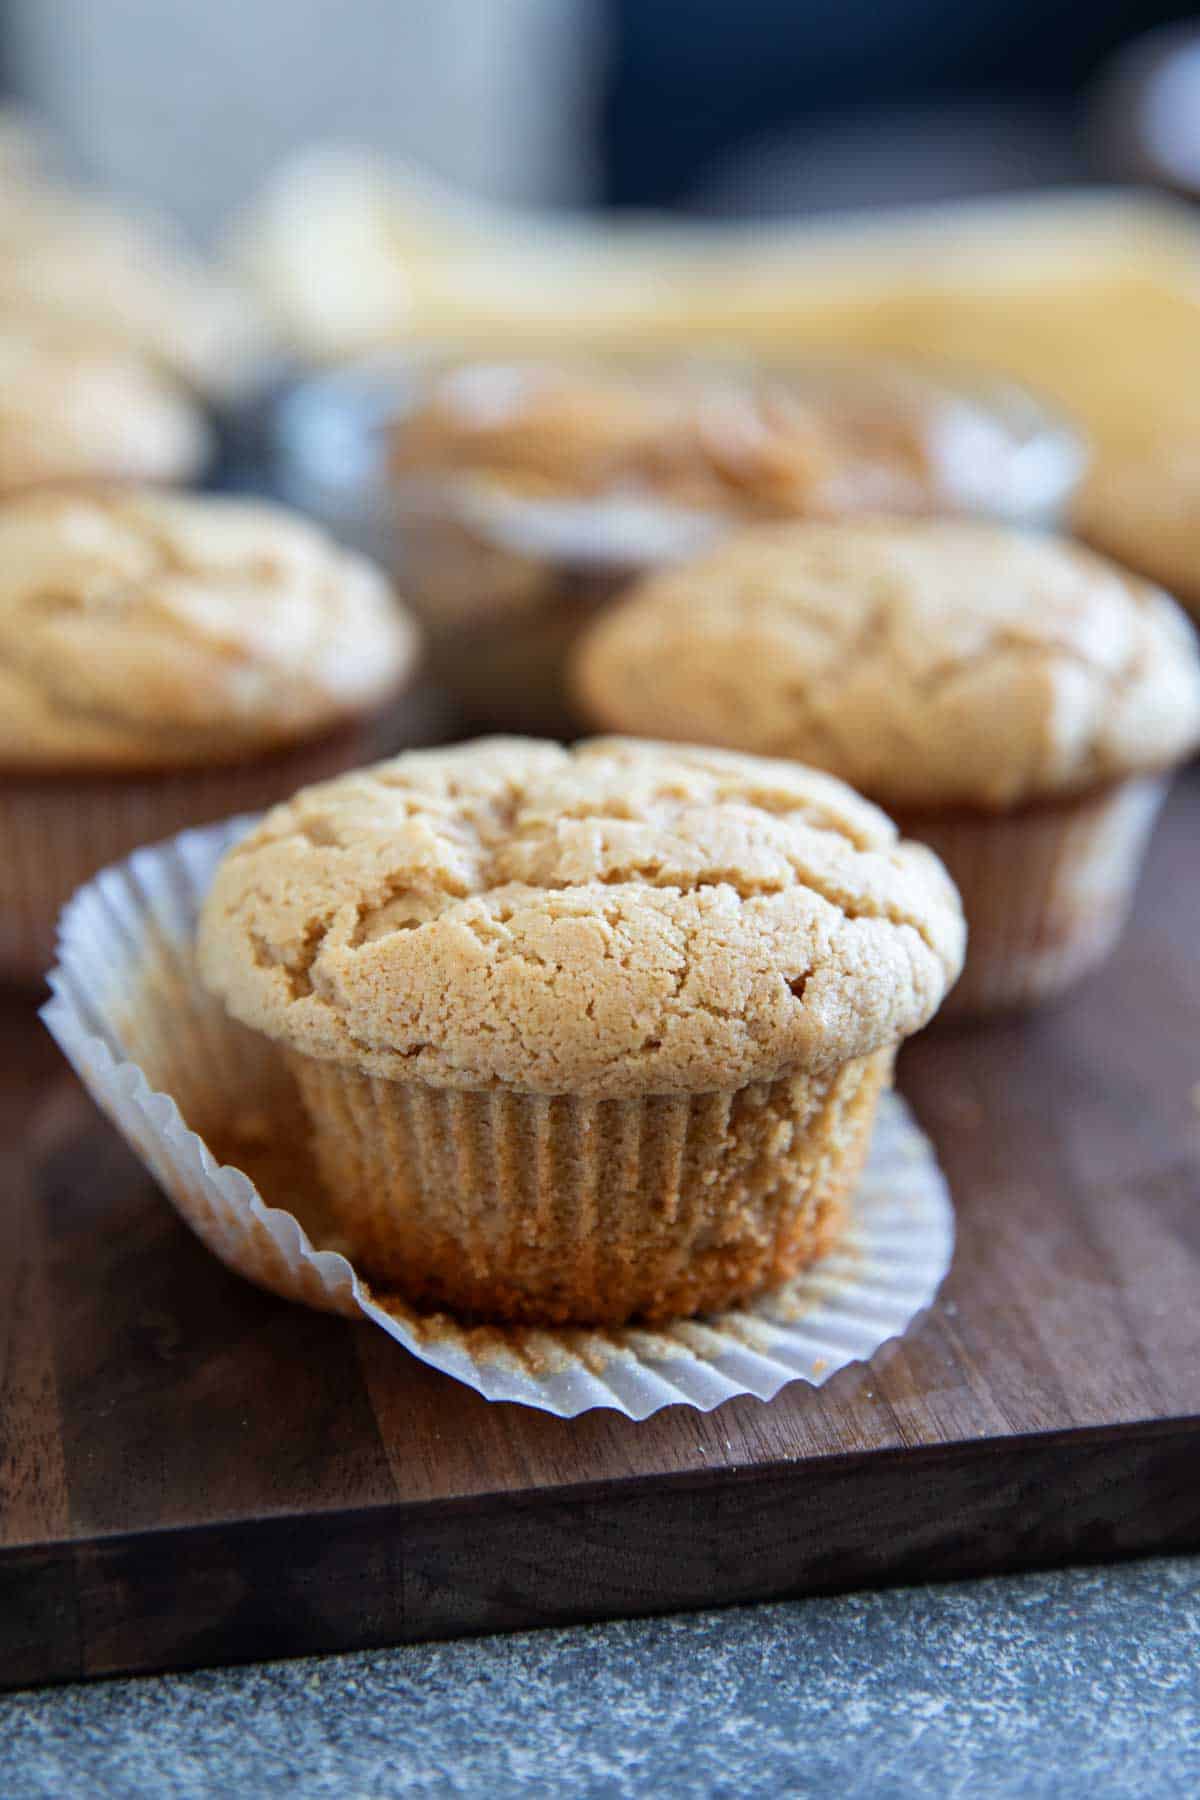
[42,818,955,1420]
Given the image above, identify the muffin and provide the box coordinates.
[0,108,264,398]
[391,356,1077,519]
[1073,440,1200,620]
[0,320,209,492]
[0,179,264,399]
[573,520,1200,1016]
[0,488,419,981]
[277,353,1082,736]
[197,736,964,1326]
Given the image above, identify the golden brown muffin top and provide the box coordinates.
[0,489,418,772]
[389,358,1045,522]
[573,519,1200,811]
[1072,440,1200,614]
[0,322,209,493]
[198,736,965,1097]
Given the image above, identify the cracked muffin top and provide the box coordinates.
[572,519,1200,811]
[197,737,965,1096]
[0,488,419,771]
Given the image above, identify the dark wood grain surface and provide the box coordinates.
[2,771,1198,1688]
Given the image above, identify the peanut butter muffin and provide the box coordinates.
[368,354,1081,734]
[0,321,209,493]
[1073,440,1200,620]
[198,736,964,1325]
[574,520,1200,1015]
[0,488,419,979]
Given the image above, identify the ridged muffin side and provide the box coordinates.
[289,1049,891,1325]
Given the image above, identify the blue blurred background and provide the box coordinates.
[0,0,1194,238]
[604,0,1193,209]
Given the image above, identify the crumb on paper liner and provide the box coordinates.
[41,817,955,1419]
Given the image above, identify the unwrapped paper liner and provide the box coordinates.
[42,818,955,1419]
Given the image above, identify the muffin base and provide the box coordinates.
[0,724,381,985]
[895,775,1167,1018]
[286,1047,893,1327]
[433,565,627,738]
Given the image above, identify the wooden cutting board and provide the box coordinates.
[2,772,1198,1690]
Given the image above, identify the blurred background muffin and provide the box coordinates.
[573,518,1200,1015]
[1072,441,1200,621]
[0,319,210,493]
[388,355,1077,521]
[0,115,265,400]
[275,351,1082,735]
[0,487,419,981]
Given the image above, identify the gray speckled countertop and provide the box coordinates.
[4,1558,1199,1798]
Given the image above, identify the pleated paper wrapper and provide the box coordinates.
[42,818,955,1420]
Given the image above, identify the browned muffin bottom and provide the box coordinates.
[287,1049,890,1325]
